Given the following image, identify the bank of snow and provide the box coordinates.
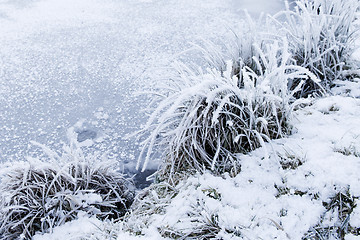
[33,82,360,239]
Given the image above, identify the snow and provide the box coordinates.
[346,235,360,240]
[32,214,103,240]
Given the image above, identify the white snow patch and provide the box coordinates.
[33,215,102,240]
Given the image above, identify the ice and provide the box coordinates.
[0,0,256,169]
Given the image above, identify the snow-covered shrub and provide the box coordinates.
[0,140,135,239]
[271,0,359,97]
[136,39,319,183]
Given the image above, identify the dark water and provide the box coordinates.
[132,169,157,189]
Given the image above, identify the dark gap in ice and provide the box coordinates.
[131,169,157,189]
[76,129,97,142]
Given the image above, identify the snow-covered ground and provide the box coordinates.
[0,0,286,173]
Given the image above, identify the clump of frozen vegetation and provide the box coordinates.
[133,0,358,183]
[271,0,359,97]
[0,134,135,239]
[333,132,360,158]
[136,38,319,184]
[304,188,358,239]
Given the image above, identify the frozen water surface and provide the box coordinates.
[0,0,288,175]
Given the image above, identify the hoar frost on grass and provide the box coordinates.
[135,38,320,185]
[0,132,135,240]
[270,0,359,97]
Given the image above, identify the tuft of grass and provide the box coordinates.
[271,0,359,97]
[194,12,264,84]
[0,139,134,239]
[304,188,358,239]
[158,211,223,240]
[334,145,360,158]
[123,181,179,237]
[277,147,306,170]
[333,133,360,158]
[135,38,319,184]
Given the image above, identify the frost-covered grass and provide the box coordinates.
[136,39,319,184]
[271,0,359,97]
[0,135,135,239]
